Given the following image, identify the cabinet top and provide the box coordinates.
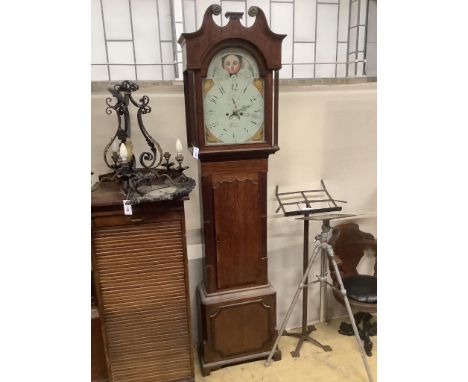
[91,181,124,208]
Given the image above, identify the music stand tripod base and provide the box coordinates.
[285,325,332,357]
[287,213,355,358]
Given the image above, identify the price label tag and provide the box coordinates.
[192,146,199,159]
[123,200,133,215]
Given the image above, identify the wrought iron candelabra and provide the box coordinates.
[100,80,191,199]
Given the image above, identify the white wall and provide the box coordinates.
[268,82,376,326]
[91,81,376,330]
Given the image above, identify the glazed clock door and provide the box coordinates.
[203,48,265,145]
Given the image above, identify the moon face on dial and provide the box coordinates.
[203,77,264,144]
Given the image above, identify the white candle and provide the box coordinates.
[176,138,183,154]
[111,139,119,153]
[119,143,128,162]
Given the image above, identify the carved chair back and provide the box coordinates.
[329,223,377,284]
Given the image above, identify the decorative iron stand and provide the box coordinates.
[98,80,194,202]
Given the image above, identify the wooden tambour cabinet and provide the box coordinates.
[91,181,194,382]
[179,5,285,375]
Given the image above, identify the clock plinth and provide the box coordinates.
[179,5,285,371]
[197,284,281,376]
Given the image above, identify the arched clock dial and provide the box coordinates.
[204,76,264,144]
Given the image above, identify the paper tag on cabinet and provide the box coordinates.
[123,200,133,215]
[192,147,199,159]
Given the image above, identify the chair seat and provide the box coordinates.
[342,275,377,304]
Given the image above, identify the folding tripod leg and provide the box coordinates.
[265,245,321,366]
[324,243,374,382]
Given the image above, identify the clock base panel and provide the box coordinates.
[197,283,281,372]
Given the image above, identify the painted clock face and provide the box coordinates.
[203,48,265,145]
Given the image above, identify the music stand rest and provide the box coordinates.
[274,181,354,357]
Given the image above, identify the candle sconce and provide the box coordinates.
[98,80,195,203]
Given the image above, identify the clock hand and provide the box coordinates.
[229,98,242,119]
[244,112,259,118]
[232,104,253,114]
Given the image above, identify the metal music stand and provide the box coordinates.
[273,180,354,357]
[265,234,374,382]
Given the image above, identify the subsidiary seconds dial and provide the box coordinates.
[203,77,264,144]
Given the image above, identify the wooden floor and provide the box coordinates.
[194,317,377,382]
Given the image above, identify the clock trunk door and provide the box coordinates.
[202,163,268,292]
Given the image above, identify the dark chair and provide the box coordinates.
[329,223,377,356]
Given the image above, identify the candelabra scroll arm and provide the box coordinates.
[121,104,131,141]
[103,132,119,170]
[137,95,163,168]
[114,80,139,93]
[105,95,121,118]
[117,80,138,138]
[106,89,128,142]
[104,91,127,170]
[128,92,141,108]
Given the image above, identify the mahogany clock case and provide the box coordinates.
[179,6,285,374]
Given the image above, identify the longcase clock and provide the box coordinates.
[179,5,285,375]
